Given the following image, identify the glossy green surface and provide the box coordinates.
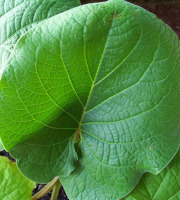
[0,0,179,199]
[0,0,81,183]
[0,0,80,77]
[124,150,180,200]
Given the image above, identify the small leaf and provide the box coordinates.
[0,156,35,200]
[124,150,180,200]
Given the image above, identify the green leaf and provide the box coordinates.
[0,0,81,182]
[0,156,35,200]
[0,0,80,76]
[11,136,78,182]
[0,0,180,198]
[0,139,3,151]
[124,150,180,200]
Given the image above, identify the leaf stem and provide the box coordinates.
[51,178,61,200]
[74,128,80,143]
[31,177,59,200]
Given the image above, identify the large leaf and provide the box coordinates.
[0,0,180,198]
[124,150,180,200]
[0,156,35,200]
[0,0,80,77]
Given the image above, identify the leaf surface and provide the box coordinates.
[124,150,180,200]
[0,0,180,198]
[0,139,3,151]
[0,156,35,200]
[0,0,81,182]
[0,0,80,77]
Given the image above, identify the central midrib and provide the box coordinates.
[73,13,115,142]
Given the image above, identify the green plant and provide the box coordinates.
[0,156,35,200]
[124,150,180,199]
[0,0,179,199]
[0,139,3,151]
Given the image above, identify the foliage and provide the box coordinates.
[0,0,80,78]
[0,0,179,199]
[0,140,3,151]
[124,150,180,200]
[0,156,35,200]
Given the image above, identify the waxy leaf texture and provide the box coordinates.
[0,0,80,78]
[124,150,180,200]
[0,0,179,199]
[0,156,35,200]
[0,0,81,182]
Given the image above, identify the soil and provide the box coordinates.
[0,0,179,199]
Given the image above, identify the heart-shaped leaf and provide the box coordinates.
[0,156,35,200]
[124,150,180,200]
[0,0,179,198]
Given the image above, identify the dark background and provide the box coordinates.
[1,0,179,199]
[81,0,180,37]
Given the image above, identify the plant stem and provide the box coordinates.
[31,177,59,200]
[51,178,61,200]
[74,127,81,143]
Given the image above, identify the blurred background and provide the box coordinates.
[81,0,180,38]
